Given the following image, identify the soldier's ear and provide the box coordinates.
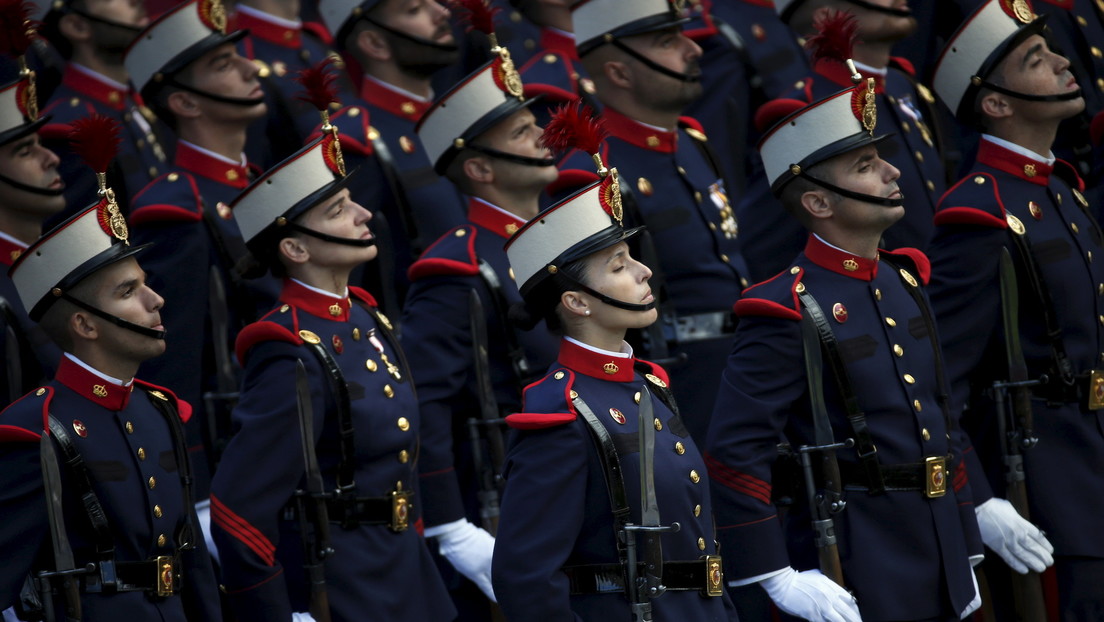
[603,59,632,90]
[166,90,201,120]
[800,187,833,221]
[69,309,99,343]
[58,12,92,44]
[560,290,590,318]
[978,90,1013,122]
[356,27,391,62]
[278,236,310,266]
[462,154,494,185]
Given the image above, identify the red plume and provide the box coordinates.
[0,0,37,58]
[805,8,860,65]
[449,0,499,35]
[295,57,340,111]
[69,114,122,174]
[541,100,607,155]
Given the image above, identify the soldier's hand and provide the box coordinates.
[760,567,862,622]
[975,497,1054,574]
[432,519,496,601]
[291,613,316,622]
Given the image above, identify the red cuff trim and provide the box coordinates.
[953,458,968,493]
[211,494,276,566]
[704,452,772,505]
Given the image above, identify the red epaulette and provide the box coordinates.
[889,56,916,77]
[505,369,579,430]
[933,173,1008,230]
[129,172,205,225]
[1053,159,1086,192]
[678,116,707,138]
[407,226,480,282]
[522,82,577,104]
[733,268,804,321]
[635,359,671,387]
[234,317,302,365]
[134,380,193,423]
[314,106,374,157]
[349,286,378,308]
[0,386,52,442]
[883,247,931,285]
[301,20,333,46]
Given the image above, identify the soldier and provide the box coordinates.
[122,0,278,508]
[703,75,1045,620]
[209,125,458,622]
[491,143,738,622]
[0,116,222,621]
[33,0,171,218]
[0,70,64,404]
[511,0,596,126]
[928,0,1104,617]
[402,37,559,617]
[561,0,750,445]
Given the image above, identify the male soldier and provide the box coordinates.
[317,0,468,306]
[0,72,64,404]
[34,0,170,217]
[928,1,1104,617]
[705,78,1045,621]
[0,123,223,621]
[511,0,594,125]
[402,46,559,617]
[565,0,750,444]
[123,0,276,521]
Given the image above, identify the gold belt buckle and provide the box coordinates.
[702,555,723,597]
[390,481,411,532]
[1088,370,1104,411]
[155,555,175,597]
[925,456,947,498]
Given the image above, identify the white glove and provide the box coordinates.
[975,498,1054,574]
[194,498,219,563]
[431,519,496,601]
[760,568,862,622]
[291,613,316,622]
[960,567,982,619]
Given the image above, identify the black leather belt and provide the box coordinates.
[564,556,724,597]
[82,556,180,596]
[323,488,412,532]
[1032,371,1103,409]
[840,456,949,498]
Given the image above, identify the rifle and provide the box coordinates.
[203,266,239,470]
[466,289,506,536]
[991,248,1046,621]
[294,360,334,622]
[38,435,86,622]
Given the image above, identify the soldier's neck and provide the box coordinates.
[852,43,891,71]
[532,6,573,31]
[71,47,129,85]
[987,121,1059,163]
[237,0,300,21]
[287,264,351,298]
[365,65,433,100]
[814,227,881,261]
[602,97,678,132]
[177,124,249,164]
[0,214,42,246]
[566,323,627,356]
[69,345,138,385]
[473,187,540,222]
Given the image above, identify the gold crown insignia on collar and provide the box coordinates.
[603,362,619,375]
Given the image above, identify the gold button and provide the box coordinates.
[926,180,935,192]
[158,534,167,547]
[1098,283,1103,295]
[1098,78,1104,91]
[148,476,156,489]
[125,421,134,434]
[720,254,729,262]
[913,400,922,412]
[1093,46,1102,58]
[398,450,409,463]
[543,53,556,64]
[570,390,578,399]
[397,417,409,431]
[708,222,717,231]
[677,166,686,176]
[689,469,700,483]
[1057,193,1063,205]
[353,328,361,341]
[902,121,911,133]
[654,418,663,431]
[1090,252,1094,263]
[675,441,685,455]
[36,388,46,396]
[634,392,641,404]
[914,150,924,163]
[366,360,378,372]
[697,537,706,550]
[893,344,904,357]
[875,289,882,300]
[280,304,290,313]
[885,317,896,327]
[1072,222,1080,234]
[554,371,565,380]
[694,504,701,517]
[974,176,986,185]
[454,229,466,237]
[1098,315,1104,326]
[694,191,702,203]
[921,429,930,441]
[384,384,395,398]
[903,374,916,384]
[137,448,146,460]
[1078,15,1088,26]
[790,267,800,274]
[154,505,163,518]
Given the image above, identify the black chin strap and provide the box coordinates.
[464,144,557,168]
[288,223,378,247]
[556,270,657,313]
[165,77,267,107]
[801,171,906,207]
[975,78,1083,104]
[69,8,145,34]
[608,39,701,83]
[844,0,913,17]
[61,293,167,340]
[0,173,65,197]
[362,15,459,52]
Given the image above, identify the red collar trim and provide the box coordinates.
[280,279,351,322]
[55,356,132,411]
[602,106,678,153]
[814,59,885,93]
[0,237,27,267]
[557,338,636,382]
[234,10,302,47]
[1033,0,1073,8]
[539,28,578,60]
[804,235,880,281]
[737,0,775,6]
[60,65,128,111]
[360,80,431,121]
[173,142,251,189]
[468,199,526,240]
[976,139,1052,186]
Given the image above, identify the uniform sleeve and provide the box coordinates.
[0,441,47,609]
[491,422,588,622]
[705,315,804,581]
[210,340,321,621]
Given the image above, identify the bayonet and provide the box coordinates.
[40,434,81,622]
[203,266,239,468]
[295,360,333,622]
[467,289,506,535]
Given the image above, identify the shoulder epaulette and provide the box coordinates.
[635,359,671,387]
[134,380,192,423]
[349,286,378,307]
[521,82,577,104]
[505,369,579,430]
[678,116,707,141]
[888,56,916,77]
[933,173,1008,230]
[301,21,333,46]
[129,172,205,225]
[316,106,374,157]
[408,226,480,282]
[883,247,931,285]
[0,386,53,442]
[234,317,302,365]
[733,268,804,321]
[1053,159,1085,192]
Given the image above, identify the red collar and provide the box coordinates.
[976,138,1053,186]
[737,0,775,6]
[174,142,251,189]
[56,356,133,411]
[233,9,302,47]
[468,199,526,240]
[602,106,678,153]
[539,28,578,60]
[0,236,26,267]
[60,65,129,111]
[1033,0,1074,8]
[804,235,882,281]
[557,338,636,382]
[360,79,431,121]
[814,59,886,93]
[280,279,352,322]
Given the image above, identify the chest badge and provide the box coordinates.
[72,420,88,438]
[1006,214,1026,235]
[332,335,344,354]
[609,408,626,425]
[832,303,848,323]
[1028,201,1042,220]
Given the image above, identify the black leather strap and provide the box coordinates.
[564,559,715,594]
[477,259,534,386]
[300,339,356,493]
[46,416,115,558]
[572,394,631,567]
